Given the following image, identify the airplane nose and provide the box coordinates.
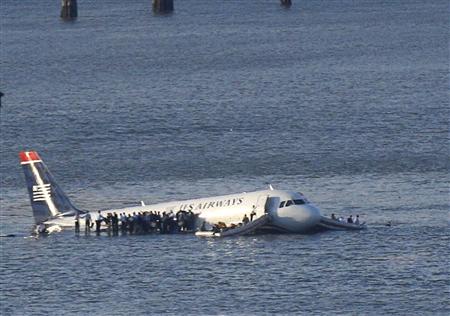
[301,204,321,226]
[271,203,322,232]
[306,204,322,223]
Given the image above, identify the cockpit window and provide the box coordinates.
[279,201,285,208]
[285,200,293,207]
[294,199,305,205]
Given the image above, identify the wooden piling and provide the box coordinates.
[61,0,78,19]
[152,0,174,14]
[280,0,292,7]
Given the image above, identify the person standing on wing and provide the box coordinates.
[74,212,80,233]
[85,212,92,233]
[95,211,104,234]
[242,214,250,225]
[250,209,257,221]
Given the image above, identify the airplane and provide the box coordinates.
[19,151,364,235]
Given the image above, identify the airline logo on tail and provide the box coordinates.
[19,150,61,219]
[32,184,52,202]
[19,151,42,165]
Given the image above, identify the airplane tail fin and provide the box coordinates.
[19,151,81,224]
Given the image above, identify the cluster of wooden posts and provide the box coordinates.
[60,0,292,19]
[60,0,174,19]
[152,0,174,13]
[60,0,78,19]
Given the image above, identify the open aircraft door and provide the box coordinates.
[265,196,280,215]
[256,195,279,216]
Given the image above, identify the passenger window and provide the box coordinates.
[294,199,305,205]
[285,200,293,207]
[279,201,285,208]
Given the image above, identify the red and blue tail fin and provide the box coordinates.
[19,151,81,224]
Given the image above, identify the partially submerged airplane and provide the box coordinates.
[19,151,366,235]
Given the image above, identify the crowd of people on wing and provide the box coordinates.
[75,208,263,235]
[76,210,197,235]
[331,213,361,224]
[209,210,257,233]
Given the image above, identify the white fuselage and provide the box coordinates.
[44,189,322,233]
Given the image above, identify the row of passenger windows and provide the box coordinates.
[279,199,306,208]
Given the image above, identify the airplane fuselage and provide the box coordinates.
[44,189,322,233]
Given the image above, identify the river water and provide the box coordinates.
[0,0,448,315]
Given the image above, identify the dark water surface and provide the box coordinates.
[1,0,449,315]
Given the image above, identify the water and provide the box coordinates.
[1,0,449,314]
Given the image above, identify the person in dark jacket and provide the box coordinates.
[85,212,92,233]
[242,214,250,225]
[128,214,134,234]
[112,213,119,235]
[250,209,257,221]
[74,212,80,233]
